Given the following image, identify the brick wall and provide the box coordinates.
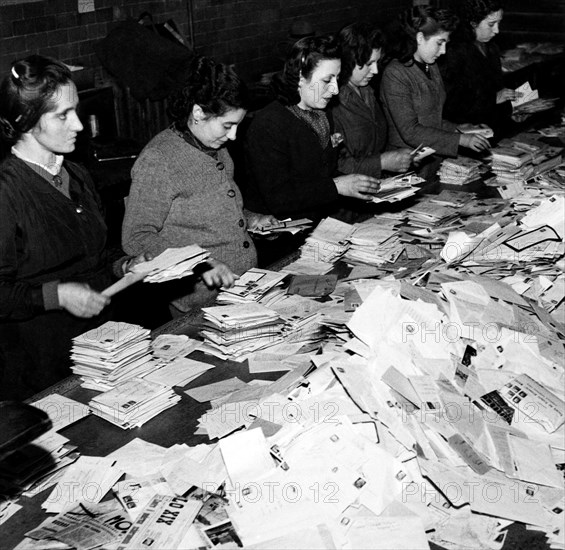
[0,0,412,84]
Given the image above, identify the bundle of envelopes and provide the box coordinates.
[199,303,286,361]
[130,244,210,282]
[216,267,288,305]
[490,136,563,186]
[438,156,484,185]
[282,217,354,275]
[371,172,424,203]
[345,217,405,266]
[89,377,181,429]
[71,321,154,391]
[247,217,312,236]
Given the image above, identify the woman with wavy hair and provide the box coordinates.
[244,35,380,224]
[380,6,491,177]
[332,22,412,178]
[123,56,271,317]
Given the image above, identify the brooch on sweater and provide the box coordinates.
[330,132,344,148]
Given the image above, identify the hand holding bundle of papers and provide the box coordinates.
[103,244,210,297]
[248,218,313,236]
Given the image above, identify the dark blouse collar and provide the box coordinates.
[173,124,219,160]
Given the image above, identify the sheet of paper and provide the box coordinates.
[30,394,90,432]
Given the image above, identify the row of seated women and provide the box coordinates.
[0,1,520,399]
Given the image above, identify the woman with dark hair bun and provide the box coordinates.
[332,22,412,178]
[122,56,270,317]
[380,6,491,177]
[244,35,380,224]
[439,0,518,137]
[0,55,148,399]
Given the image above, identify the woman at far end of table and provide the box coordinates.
[380,7,491,179]
[440,0,518,138]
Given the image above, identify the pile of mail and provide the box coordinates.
[438,156,484,185]
[489,136,562,187]
[200,303,285,360]
[345,216,405,266]
[248,218,312,236]
[0,396,87,501]
[71,321,154,391]
[282,217,354,275]
[89,377,181,429]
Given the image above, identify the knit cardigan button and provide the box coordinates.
[216,161,225,171]
[227,189,236,198]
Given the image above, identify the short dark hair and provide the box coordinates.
[386,7,459,63]
[272,35,341,106]
[0,55,72,146]
[168,56,248,131]
[337,22,384,85]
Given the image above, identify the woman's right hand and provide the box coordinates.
[459,133,491,152]
[58,282,110,318]
[334,174,381,200]
[380,149,413,173]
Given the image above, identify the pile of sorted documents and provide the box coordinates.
[71,321,154,391]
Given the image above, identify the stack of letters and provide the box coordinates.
[89,378,181,429]
[438,156,484,185]
[200,303,285,361]
[71,321,154,391]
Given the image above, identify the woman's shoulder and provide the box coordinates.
[251,100,292,126]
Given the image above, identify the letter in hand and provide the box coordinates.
[244,210,279,231]
[195,258,238,289]
[58,282,111,318]
[381,149,413,173]
[334,174,381,201]
[123,252,154,276]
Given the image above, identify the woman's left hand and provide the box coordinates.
[123,252,153,275]
[201,258,238,289]
[245,210,280,231]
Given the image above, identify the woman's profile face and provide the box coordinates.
[29,81,83,157]
[474,10,503,43]
[298,58,340,110]
[415,31,450,65]
[349,48,382,88]
[193,107,247,149]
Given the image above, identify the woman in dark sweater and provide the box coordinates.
[244,35,381,223]
[439,0,519,138]
[0,56,146,399]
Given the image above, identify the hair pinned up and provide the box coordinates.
[451,0,504,42]
[272,35,341,106]
[168,55,248,131]
[0,55,72,146]
[385,6,458,64]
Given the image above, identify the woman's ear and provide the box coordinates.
[192,104,205,124]
[416,31,424,45]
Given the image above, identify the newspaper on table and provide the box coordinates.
[116,494,201,550]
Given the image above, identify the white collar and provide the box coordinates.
[11,146,64,176]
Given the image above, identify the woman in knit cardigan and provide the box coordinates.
[122,56,274,317]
